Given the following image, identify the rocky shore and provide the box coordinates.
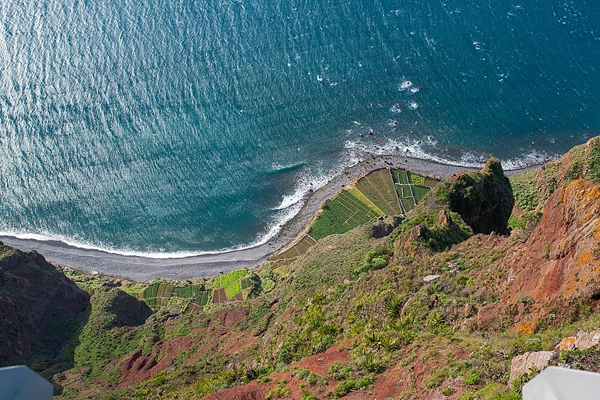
[0,155,540,281]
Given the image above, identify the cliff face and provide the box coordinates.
[501,178,600,303]
[0,245,89,367]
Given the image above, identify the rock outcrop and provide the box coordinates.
[508,351,555,384]
[447,158,514,235]
[556,330,600,352]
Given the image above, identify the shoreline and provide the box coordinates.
[0,155,541,281]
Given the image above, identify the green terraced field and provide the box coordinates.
[308,190,380,240]
[307,168,439,240]
[143,283,159,299]
[240,277,254,290]
[391,169,438,214]
[347,188,385,215]
[355,169,401,216]
[412,185,431,202]
[224,281,242,299]
[196,291,210,306]
[141,277,247,309]
[392,169,410,185]
[214,270,246,288]
[408,171,426,186]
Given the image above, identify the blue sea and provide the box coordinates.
[0,0,599,256]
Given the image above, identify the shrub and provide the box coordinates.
[353,247,392,278]
[425,375,443,389]
[517,295,535,305]
[464,372,480,385]
[297,367,309,380]
[307,372,318,385]
[442,386,456,396]
[332,377,374,399]
[266,385,291,399]
[301,390,317,400]
[278,344,297,365]
[508,215,524,230]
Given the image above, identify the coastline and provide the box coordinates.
[0,155,541,281]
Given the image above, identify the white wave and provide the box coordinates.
[500,150,557,171]
[272,189,306,211]
[343,136,556,172]
[389,103,402,113]
[0,230,208,258]
[399,80,413,90]
[343,137,485,169]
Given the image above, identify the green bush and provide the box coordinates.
[266,384,291,399]
[297,367,310,380]
[301,390,317,400]
[307,372,318,385]
[332,376,374,399]
[508,215,524,230]
[441,386,456,396]
[353,247,392,278]
[464,372,480,385]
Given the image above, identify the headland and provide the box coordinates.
[0,155,541,281]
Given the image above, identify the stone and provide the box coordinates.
[556,337,576,351]
[434,209,452,228]
[575,330,600,350]
[476,302,507,331]
[553,330,600,352]
[508,351,556,385]
[423,274,440,282]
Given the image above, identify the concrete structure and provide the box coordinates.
[0,365,53,400]
[523,366,600,400]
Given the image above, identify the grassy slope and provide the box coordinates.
[49,138,600,399]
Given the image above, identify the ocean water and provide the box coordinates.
[0,0,599,255]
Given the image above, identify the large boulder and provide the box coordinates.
[508,351,555,385]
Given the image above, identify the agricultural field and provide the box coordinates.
[141,281,211,308]
[140,270,262,310]
[392,169,437,213]
[355,169,402,216]
[213,270,246,289]
[308,190,381,240]
[269,235,317,263]
[305,168,439,241]
[347,187,385,215]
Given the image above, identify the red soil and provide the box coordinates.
[119,335,201,386]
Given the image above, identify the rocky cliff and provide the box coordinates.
[0,245,89,367]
